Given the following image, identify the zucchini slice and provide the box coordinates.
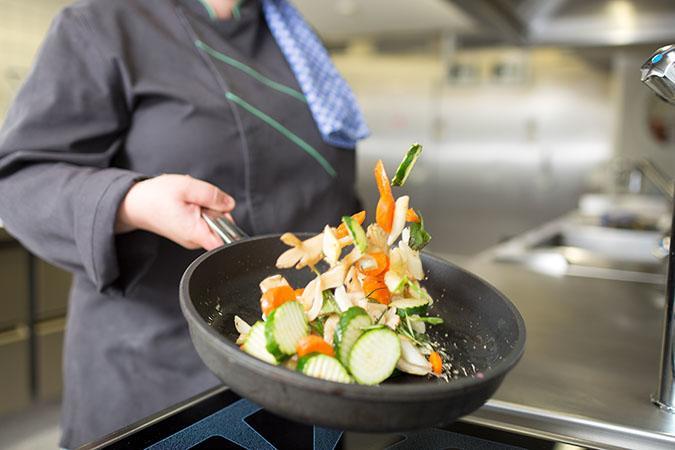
[265,301,308,361]
[342,215,367,253]
[334,306,372,367]
[390,298,429,317]
[297,353,352,384]
[241,321,278,365]
[391,143,422,186]
[348,327,401,385]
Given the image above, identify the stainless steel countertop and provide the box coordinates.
[453,254,675,449]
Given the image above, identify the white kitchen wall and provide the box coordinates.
[0,0,71,117]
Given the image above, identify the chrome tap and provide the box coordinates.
[641,44,675,412]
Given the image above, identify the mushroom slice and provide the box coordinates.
[280,232,303,247]
[321,263,347,290]
[322,225,341,267]
[344,266,363,293]
[276,247,303,269]
[276,233,325,270]
[365,302,387,322]
[259,275,290,294]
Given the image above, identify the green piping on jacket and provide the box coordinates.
[196,40,306,103]
[225,92,337,178]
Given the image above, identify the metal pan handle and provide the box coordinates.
[201,210,248,245]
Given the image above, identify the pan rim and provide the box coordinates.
[180,234,526,401]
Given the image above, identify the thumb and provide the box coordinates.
[182,177,235,213]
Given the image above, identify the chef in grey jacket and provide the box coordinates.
[0,0,368,447]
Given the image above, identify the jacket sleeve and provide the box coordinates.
[0,8,144,292]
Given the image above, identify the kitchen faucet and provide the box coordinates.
[641,44,675,412]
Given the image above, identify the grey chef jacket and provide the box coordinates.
[0,0,360,447]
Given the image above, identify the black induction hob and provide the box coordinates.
[81,386,576,450]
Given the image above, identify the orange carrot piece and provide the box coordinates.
[294,288,305,298]
[374,160,395,232]
[296,335,335,357]
[429,351,443,374]
[356,252,389,277]
[362,276,391,305]
[376,197,395,233]
[336,210,366,238]
[374,160,393,199]
[406,208,420,223]
[260,285,296,316]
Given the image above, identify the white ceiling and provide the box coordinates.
[292,0,474,41]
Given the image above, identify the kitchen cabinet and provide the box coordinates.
[35,317,65,401]
[0,326,31,415]
[0,228,69,410]
[0,242,29,330]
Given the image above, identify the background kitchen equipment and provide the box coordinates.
[640,43,675,413]
[179,220,525,431]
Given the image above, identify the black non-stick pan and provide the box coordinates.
[179,216,525,432]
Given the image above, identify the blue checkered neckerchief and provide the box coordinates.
[261,0,369,149]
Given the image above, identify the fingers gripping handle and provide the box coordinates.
[202,210,248,245]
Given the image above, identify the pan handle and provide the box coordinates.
[201,210,248,244]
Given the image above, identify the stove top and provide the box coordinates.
[82,386,575,450]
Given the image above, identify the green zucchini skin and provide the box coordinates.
[392,143,422,186]
[265,301,308,361]
[333,306,372,367]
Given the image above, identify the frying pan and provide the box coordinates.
[179,214,525,431]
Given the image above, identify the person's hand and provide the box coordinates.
[115,174,235,251]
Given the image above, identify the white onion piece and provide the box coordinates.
[333,285,352,312]
[322,225,340,267]
[234,315,252,345]
[396,359,431,376]
[401,227,411,244]
[323,314,340,346]
[399,241,424,280]
[387,196,409,246]
[411,318,426,334]
[384,270,403,293]
[399,335,432,370]
[259,275,289,294]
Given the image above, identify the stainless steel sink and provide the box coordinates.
[487,209,668,285]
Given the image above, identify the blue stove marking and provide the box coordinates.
[142,396,524,449]
[146,399,272,450]
[313,426,343,450]
[145,398,343,450]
